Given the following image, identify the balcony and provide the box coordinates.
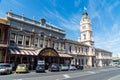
[96,56,112,60]
[0,39,8,47]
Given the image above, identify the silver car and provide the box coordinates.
[0,63,12,74]
[69,65,77,70]
[60,64,69,71]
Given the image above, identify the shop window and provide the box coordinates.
[82,59,84,65]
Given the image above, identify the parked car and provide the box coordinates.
[0,63,12,74]
[116,64,120,68]
[16,64,29,73]
[60,64,69,71]
[76,65,83,70]
[69,65,77,70]
[48,63,60,71]
[36,65,45,72]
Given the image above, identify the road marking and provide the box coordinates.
[63,74,70,78]
[13,79,22,80]
[87,71,96,74]
[108,75,120,80]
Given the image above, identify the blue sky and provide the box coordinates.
[0,0,120,56]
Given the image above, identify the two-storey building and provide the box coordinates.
[95,48,112,67]
[0,11,73,69]
[0,18,10,63]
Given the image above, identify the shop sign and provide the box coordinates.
[38,60,45,65]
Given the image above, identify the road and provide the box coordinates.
[0,67,120,80]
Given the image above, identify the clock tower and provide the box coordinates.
[79,9,94,46]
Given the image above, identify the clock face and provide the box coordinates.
[82,26,86,29]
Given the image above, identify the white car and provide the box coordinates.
[69,65,77,70]
[116,64,120,68]
[0,63,12,74]
[60,64,69,71]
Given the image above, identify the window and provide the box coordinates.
[69,46,71,52]
[34,37,38,47]
[55,42,59,50]
[82,59,84,65]
[84,34,86,40]
[52,42,54,48]
[79,48,80,53]
[86,48,88,54]
[26,36,30,46]
[18,34,23,46]
[10,33,16,46]
[40,39,43,48]
[75,47,77,53]
[81,48,83,53]
[10,33,16,40]
[44,40,48,47]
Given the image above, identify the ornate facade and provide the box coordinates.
[95,48,112,67]
[0,10,112,69]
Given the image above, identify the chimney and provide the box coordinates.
[40,18,46,25]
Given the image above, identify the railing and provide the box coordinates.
[6,12,66,34]
[0,39,7,44]
[96,56,112,59]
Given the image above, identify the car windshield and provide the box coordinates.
[61,64,67,66]
[37,65,44,68]
[52,63,59,67]
[18,64,25,67]
[0,64,10,67]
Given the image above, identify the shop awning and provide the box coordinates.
[9,48,73,58]
[9,48,37,56]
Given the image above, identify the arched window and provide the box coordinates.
[84,34,86,40]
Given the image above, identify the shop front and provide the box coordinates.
[7,48,73,70]
[36,48,72,70]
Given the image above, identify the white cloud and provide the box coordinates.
[94,22,120,54]
[108,0,120,13]
[87,0,120,54]
[42,7,81,31]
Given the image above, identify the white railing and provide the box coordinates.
[6,12,65,34]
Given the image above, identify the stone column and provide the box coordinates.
[87,56,92,67]
[87,46,93,67]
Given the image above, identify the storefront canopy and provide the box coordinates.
[8,48,73,58]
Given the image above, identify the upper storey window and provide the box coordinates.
[10,33,16,46]
[18,34,23,46]
[34,37,38,47]
[83,34,86,40]
[26,36,30,46]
